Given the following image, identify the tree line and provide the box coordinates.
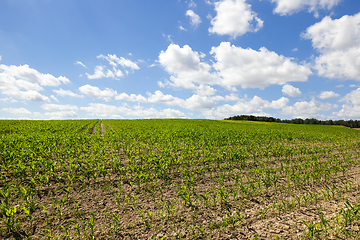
[224,115,360,128]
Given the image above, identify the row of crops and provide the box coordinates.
[1,119,360,239]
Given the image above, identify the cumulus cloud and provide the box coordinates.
[282,84,302,97]
[44,111,79,119]
[0,64,70,86]
[115,90,228,111]
[41,103,79,112]
[209,0,263,38]
[85,54,139,80]
[0,97,18,103]
[50,95,59,102]
[79,84,117,102]
[0,64,69,102]
[41,104,79,119]
[333,105,360,119]
[80,103,186,119]
[158,44,218,92]
[332,88,360,119]
[270,0,342,16]
[210,42,312,89]
[115,93,147,103]
[302,13,360,80]
[2,107,32,116]
[202,96,289,119]
[282,99,337,119]
[318,91,340,99]
[86,66,122,79]
[0,83,50,102]
[53,88,84,98]
[147,91,223,110]
[97,54,140,70]
[186,10,201,28]
[338,88,360,105]
[313,47,360,80]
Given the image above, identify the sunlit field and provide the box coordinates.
[1,119,360,239]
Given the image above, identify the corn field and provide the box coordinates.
[1,119,360,239]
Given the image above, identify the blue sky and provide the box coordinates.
[1,0,360,120]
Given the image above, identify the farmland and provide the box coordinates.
[1,119,360,239]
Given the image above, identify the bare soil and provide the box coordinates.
[100,121,105,136]
[90,123,97,134]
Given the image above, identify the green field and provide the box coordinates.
[1,119,360,239]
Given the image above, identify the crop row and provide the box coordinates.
[0,119,360,239]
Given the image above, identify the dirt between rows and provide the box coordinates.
[89,121,108,136]
[100,121,105,136]
[89,122,97,134]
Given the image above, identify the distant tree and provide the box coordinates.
[224,115,360,128]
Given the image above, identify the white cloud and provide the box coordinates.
[302,14,360,52]
[179,25,187,31]
[14,79,43,91]
[116,90,224,111]
[0,64,70,86]
[271,0,342,16]
[313,47,360,80]
[332,88,360,119]
[115,93,147,103]
[53,88,84,98]
[75,61,87,68]
[333,105,360,119]
[282,84,302,97]
[2,107,32,116]
[97,54,140,70]
[210,42,312,89]
[85,54,140,80]
[209,0,263,38]
[50,95,59,102]
[188,0,196,8]
[282,99,337,118]
[0,64,68,102]
[79,84,117,101]
[202,96,289,119]
[41,103,79,112]
[86,65,121,80]
[318,91,340,99]
[0,97,18,103]
[302,13,360,80]
[0,82,50,102]
[158,44,218,92]
[147,91,221,110]
[339,88,360,105]
[44,111,79,119]
[147,90,179,104]
[80,103,186,119]
[183,94,220,110]
[186,10,201,28]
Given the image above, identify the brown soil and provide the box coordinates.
[100,121,105,136]
[90,123,97,134]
